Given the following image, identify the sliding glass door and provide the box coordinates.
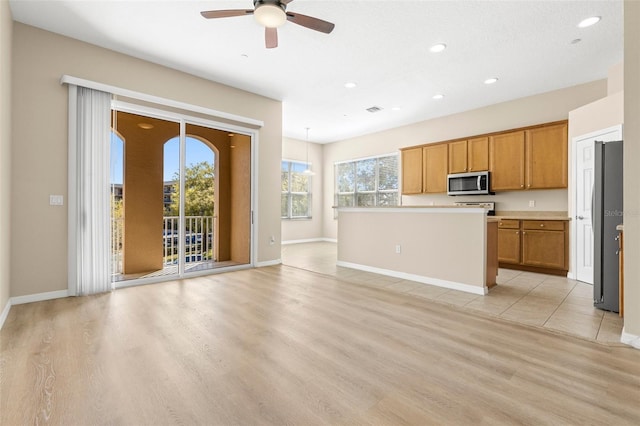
[110,107,252,284]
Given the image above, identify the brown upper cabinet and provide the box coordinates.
[401,147,423,194]
[400,120,567,195]
[489,122,567,192]
[489,131,526,191]
[525,123,568,189]
[448,137,489,174]
[422,144,448,193]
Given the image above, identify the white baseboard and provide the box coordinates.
[0,299,11,330]
[0,289,71,330]
[255,259,282,267]
[621,327,640,350]
[336,261,488,295]
[11,290,70,306]
[282,238,337,245]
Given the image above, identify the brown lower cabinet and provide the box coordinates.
[497,219,568,276]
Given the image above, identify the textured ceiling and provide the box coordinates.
[9,0,623,143]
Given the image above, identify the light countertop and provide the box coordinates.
[493,211,571,221]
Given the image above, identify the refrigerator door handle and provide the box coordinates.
[591,184,595,230]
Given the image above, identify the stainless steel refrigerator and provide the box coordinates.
[593,140,623,312]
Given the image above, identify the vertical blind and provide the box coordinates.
[69,86,113,295]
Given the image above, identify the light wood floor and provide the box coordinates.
[2,265,639,425]
[283,242,625,342]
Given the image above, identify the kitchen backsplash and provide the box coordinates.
[402,188,568,212]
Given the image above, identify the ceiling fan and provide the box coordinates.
[201,0,335,49]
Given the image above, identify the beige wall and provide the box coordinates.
[10,23,282,298]
[337,208,488,292]
[0,1,12,315]
[323,81,607,240]
[568,91,624,139]
[608,62,624,95]
[281,137,324,243]
[623,0,640,341]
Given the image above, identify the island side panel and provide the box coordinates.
[337,208,487,292]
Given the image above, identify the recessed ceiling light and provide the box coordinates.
[391,106,402,111]
[429,43,447,53]
[571,38,582,44]
[432,94,444,100]
[484,77,499,85]
[344,82,357,89]
[137,123,154,130]
[578,16,601,28]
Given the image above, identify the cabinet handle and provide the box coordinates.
[520,184,524,188]
[522,231,526,235]
[516,231,519,234]
[540,224,544,227]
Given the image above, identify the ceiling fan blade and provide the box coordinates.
[286,12,335,34]
[265,27,278,49]
[200,9,253,19]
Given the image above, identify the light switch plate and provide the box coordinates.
[50,195,64,206]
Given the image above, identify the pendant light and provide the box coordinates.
[302,127,315,176]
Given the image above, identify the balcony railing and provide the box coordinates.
[111,215,215,276]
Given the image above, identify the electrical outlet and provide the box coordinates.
[395,244,401,254]
[269,235,275,245]
[49,195,64,206]
[529,200,535,207]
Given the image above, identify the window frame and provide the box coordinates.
[281,159,313,220]
[334,153,399,217]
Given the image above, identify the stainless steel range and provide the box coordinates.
[454,201,495,216]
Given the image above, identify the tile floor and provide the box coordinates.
[282,242,625,344]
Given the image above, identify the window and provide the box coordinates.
[334,154,399,211]
[281,160,312,219]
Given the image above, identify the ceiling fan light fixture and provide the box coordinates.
[254,3,286,28]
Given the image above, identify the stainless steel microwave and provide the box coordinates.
[447,171,491,196]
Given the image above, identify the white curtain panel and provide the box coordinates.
[73,87,113,295]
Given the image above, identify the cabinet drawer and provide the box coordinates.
[497,219,520,229]
[522,220,565,231]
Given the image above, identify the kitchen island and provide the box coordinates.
[336,206,497,295]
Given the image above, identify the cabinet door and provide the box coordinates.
[489,131,525,191]
[521,230,566,269]
[401,148,423,194]
[422,144,448,193]
[448,140,468,174]
[498,228,521,264]
[468,137,489,172]
[526,123,568,189]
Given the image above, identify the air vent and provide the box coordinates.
[366,106,383,113]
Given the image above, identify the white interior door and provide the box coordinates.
[573,125,622,284]
[575,138,594,283]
